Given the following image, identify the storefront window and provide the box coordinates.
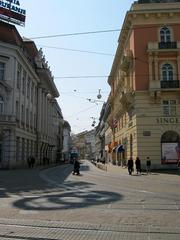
[161,131,180,164]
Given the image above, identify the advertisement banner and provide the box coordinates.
[162,143,180,163]
[0,0,26,26]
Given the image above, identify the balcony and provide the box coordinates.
[0,115,16,124]
[161,80,179,89]
[158,42,177,49]
[148,41,180,52]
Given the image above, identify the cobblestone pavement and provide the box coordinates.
[0,217,180,240]
[0,161,180,239]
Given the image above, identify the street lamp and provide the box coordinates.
[91,117,98,127]
[97,89,102,99]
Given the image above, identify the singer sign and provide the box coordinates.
[0,0,26,26]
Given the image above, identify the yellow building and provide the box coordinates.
[107,0,180,169]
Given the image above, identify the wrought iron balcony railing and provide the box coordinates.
[161,80,179,89]
[159,42,177,49]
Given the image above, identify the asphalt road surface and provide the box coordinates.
[0,160,179,239]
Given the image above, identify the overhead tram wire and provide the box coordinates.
[54,75,110,79]
[30,29,120,40]
[29,23,180,40]
[66,105,99,118]
[37,45,115,56]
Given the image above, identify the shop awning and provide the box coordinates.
[117,145,125,153]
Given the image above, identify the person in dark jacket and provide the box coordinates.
[135,157,141,174]
[146,157,151,174]
[73,158,80,175]
[31,156,35,168]
[127,157,134,175]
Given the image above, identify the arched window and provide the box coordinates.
[162,63,173,81]
[0,96,4,114]
[160,27,171,42]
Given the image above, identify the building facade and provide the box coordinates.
[107,0,180,169]
[0,21,64,169]
[85,129,96,160]
[62,120,71,162]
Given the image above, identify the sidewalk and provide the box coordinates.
[91,161,127,174]
[106,163,128,174]
[92,161,180,176]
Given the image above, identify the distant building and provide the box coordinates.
[72,130,96,160]
[85,129,96,159]
[72,131,87,159]
[62,120,71,162]
[0,21,64,169]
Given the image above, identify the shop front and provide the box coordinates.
[161,131,180,164]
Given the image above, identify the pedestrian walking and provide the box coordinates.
[27,156,32,168]
[31,156,35,168]
[146,157,151,174]
[73,158,80,175]
[135,157,141,174]
[127,157,134,175]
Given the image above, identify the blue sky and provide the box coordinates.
[17,0,134,134]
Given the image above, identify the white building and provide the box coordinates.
[62,120,71,162]
[0,21,64,169]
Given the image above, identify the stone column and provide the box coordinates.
[148,54,153,83]
[154,53,159,82]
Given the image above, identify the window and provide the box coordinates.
[160,27,171,42]
[31,83,34,103]
[0,96,4,114]
[0,135,2,163]
[30,111,33,128]
[22,138,25,161]
[17,63,22,89]
[34,114,37,129]
[162,64,173,81]
[0,62,5,81]
[27,77,30,98]
[163,100,176,116]
[16,137,20,162]
[21,105,25,123]
[26,108,29,125]
[22,70,26,95]
[16,101,19,120]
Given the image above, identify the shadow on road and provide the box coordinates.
[13,186,123,211]
[0,163,123,211]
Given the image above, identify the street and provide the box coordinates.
[0,160,180,239]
